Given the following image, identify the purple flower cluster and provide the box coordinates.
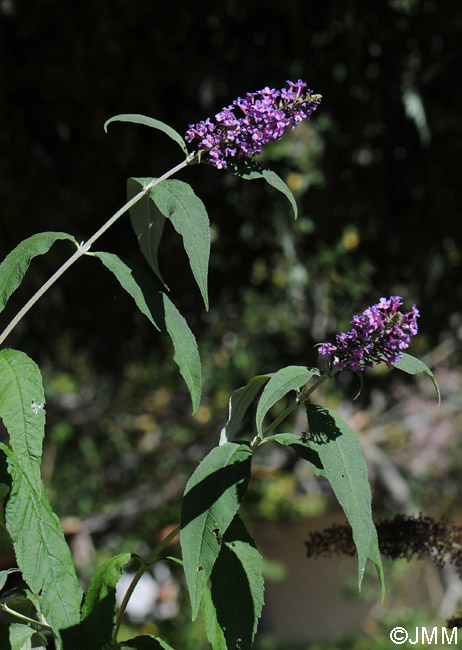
[185,80,322,169]
[318,296,420,372]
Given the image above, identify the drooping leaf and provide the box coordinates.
[0,444,83,640]
[200,586,227,650]
[94,253,201,412]
[162,292,202,413]
[0,349,46,491]
[219,375,271,444]
[180,442,252,620]
[127,178,167,287]
[226,157,298,219]
[305,404,385,599]
[104,113,188,155]
[393,352,441,405]
[0,568,20,591]
[209,515,264,650]
[0,232,77,315]
[149,179,210,310]
[94,252,161,331]
[263,432,323,469]
[255,366,319,437]
[119,635,176,650]
[80,553,133,650]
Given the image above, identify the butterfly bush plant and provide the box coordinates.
[0,81,440,649]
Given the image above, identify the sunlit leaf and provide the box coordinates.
[220,374,270,444]
[0,349,46,490]
[305,404,385,600]
[0,232,76,315]
[226,157,298,219]
[200,586,227,650]
[149,179,210,310]
[0,444,83,639]
[180,442,252,620]
[393,352,441,405]
[80,553,133,650]
[256,366,319,437]
[104,114,188,155]
[94,253,201,413]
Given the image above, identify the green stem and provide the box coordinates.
[111,524,180,646]
[0,154,197,347]
[0,603,52,631]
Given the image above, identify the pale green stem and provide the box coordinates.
[250,371,334,448]
[0,154,197,347]
[0,602,53,630]
[111,524,180,646]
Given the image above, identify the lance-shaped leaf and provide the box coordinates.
[94,253,201,413]
[127,177,167,287]
[226,157,298,219]
[119,636,176,650]
[393,352,441,405]
[208,515,264,650]
[0,444,83,640]
[200,586,227,650]
[263,432,323,469]
[305,404,385,599]
[220,374,271,444]
[149,179,210,310]
[180,442,252,620]
[256,366,320,437]
[0,349,46,491]
[80,553,133,650]
[0,232,77,315]
[104,113,188,155]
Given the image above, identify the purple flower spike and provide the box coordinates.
[318,297,420,373]
[185,80,322,168]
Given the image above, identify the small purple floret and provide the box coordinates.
[185,80,322,168]
[318,296,420,372]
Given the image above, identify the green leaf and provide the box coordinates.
[162,292,202,413]
[94,252,161,330]
[226,157,298,219]
[127,178,167,287]
[80,553,133,650]
[0,623,43,650]
[120,635,176,650]
[263,433,323,469]
[209,515,264,650]
[220,375,271,444]
[94,253,201,412]
[200,586,227,650]
[0,444,83,638]
[0,232,77,315]
[180,442,252,620]
[104,113,188,155]
[149,179,210,310]
[393,352,441,405]
[256,366,320,437]
[0,349,46,490]
[0,568,20,592]
[305,404,385,599]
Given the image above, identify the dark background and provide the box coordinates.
[1,0,461,361]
